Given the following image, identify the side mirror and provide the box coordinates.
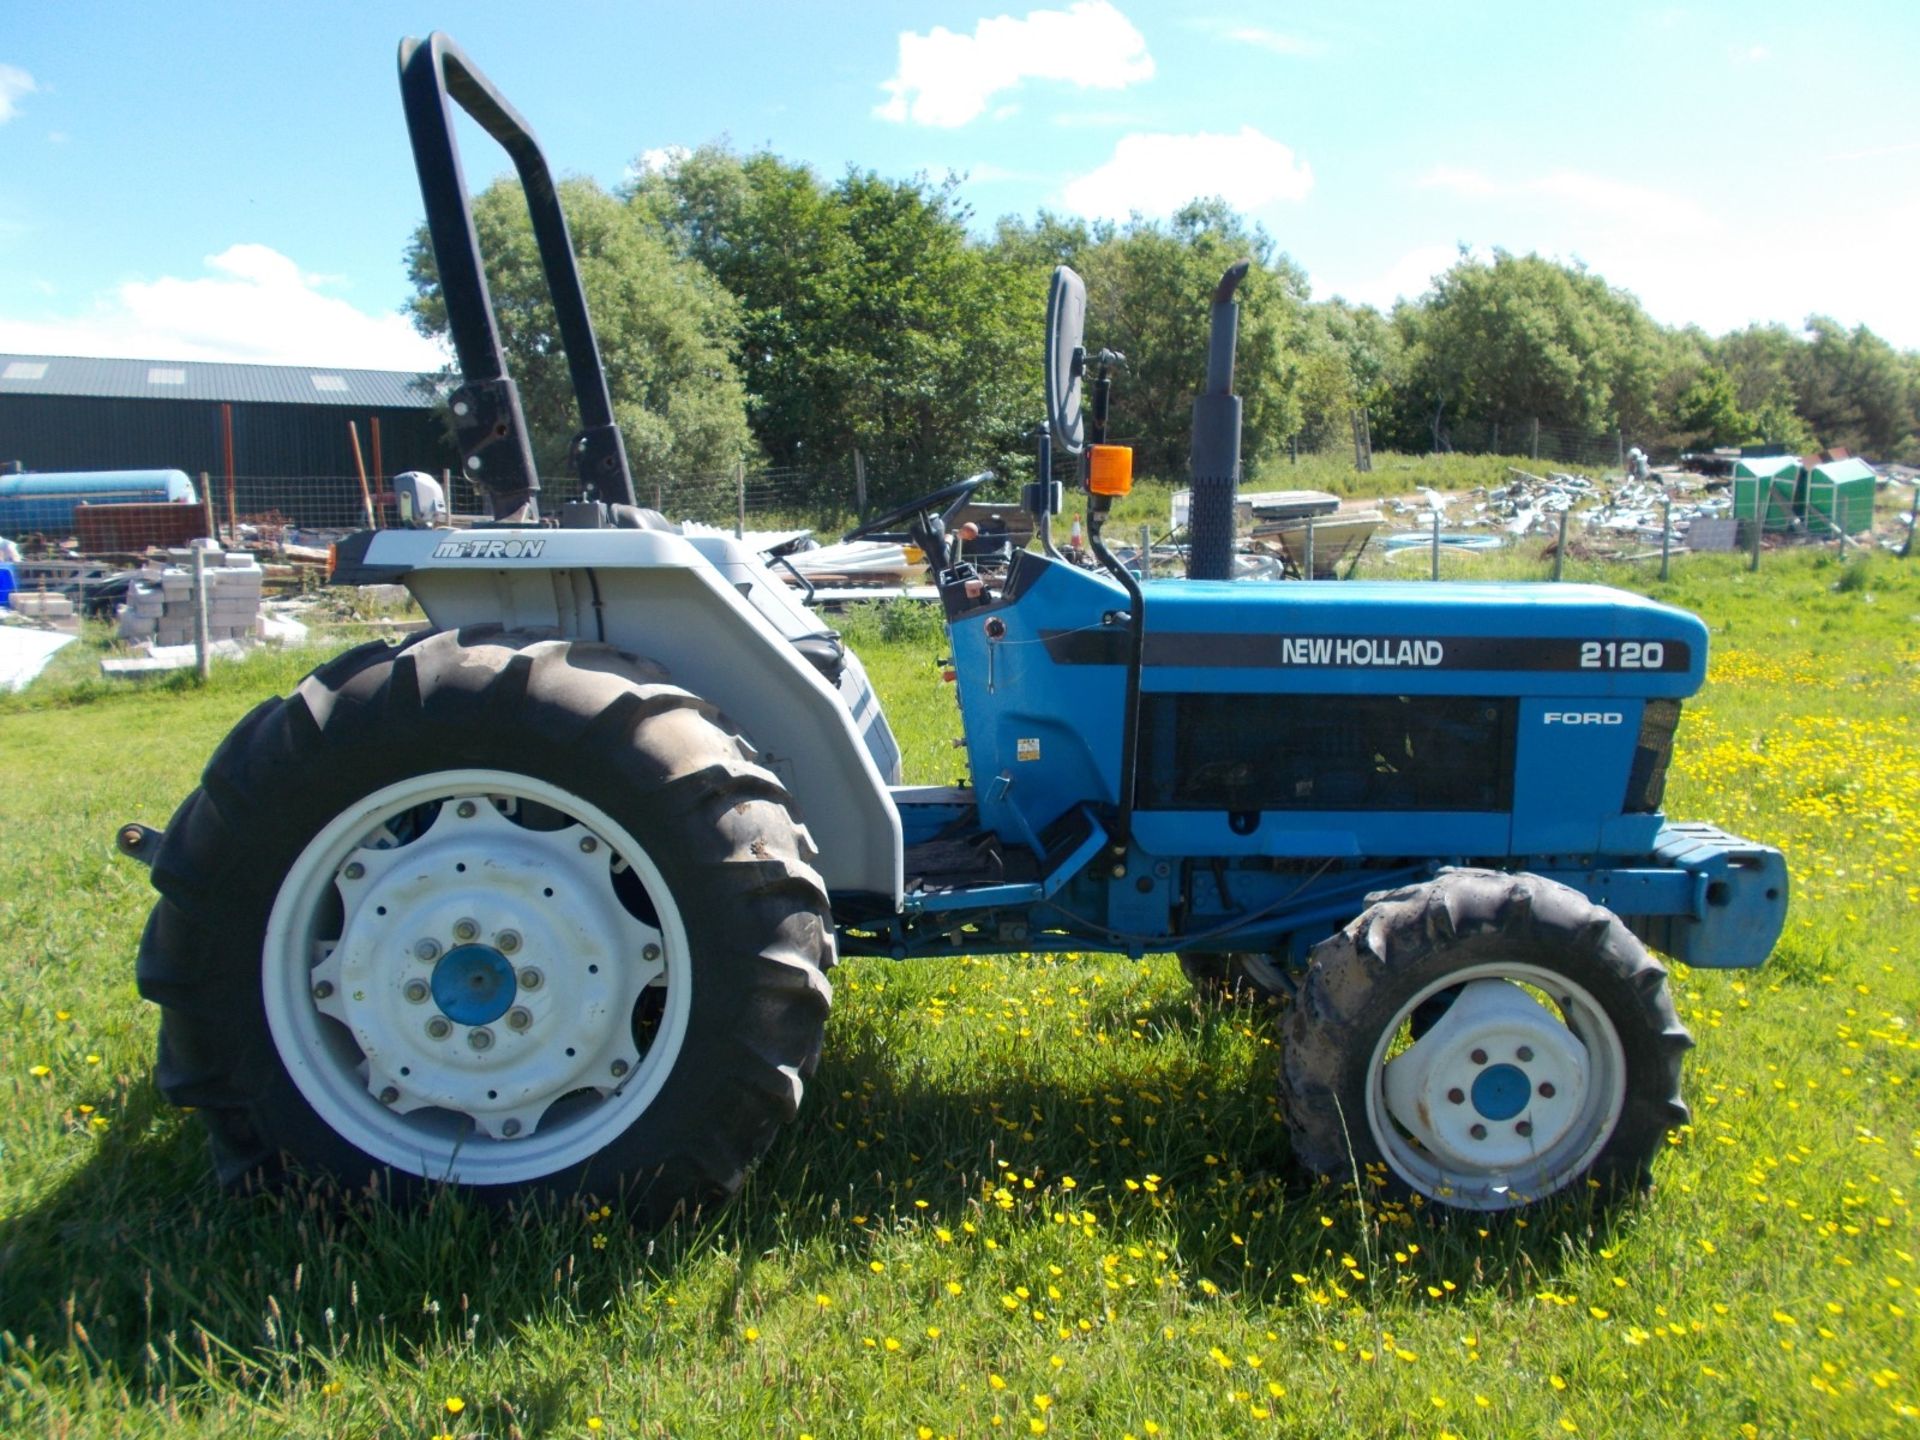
[1044,266,1087,459]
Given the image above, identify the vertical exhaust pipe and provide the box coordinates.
[1186,260,1250,581]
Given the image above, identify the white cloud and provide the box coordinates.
[0,63,36,123]
[627,144,691,181]
[1418,164,1712,236]
[1061,126,1312,219]
[1366,161,1920,345]
[876,1,1154,128]
[1226,27,1326,58]
[1320,245,1469,311]
[1416,165,1500,198]
[0,244,447,369]
[1730,43,1770,63]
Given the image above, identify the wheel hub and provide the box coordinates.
[1380,978,1593,1173]
[1470,1062,1531,1121]
[304,793,665,1142]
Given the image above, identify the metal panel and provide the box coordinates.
[0,353,443,409]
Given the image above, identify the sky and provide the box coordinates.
[3,0,1917,373]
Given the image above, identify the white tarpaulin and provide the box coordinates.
[0,625,76,692]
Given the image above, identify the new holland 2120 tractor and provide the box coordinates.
[126,34,1787,1220]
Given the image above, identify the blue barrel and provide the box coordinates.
[0,469,197,534]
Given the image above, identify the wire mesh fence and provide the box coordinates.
[1415,416,1636,470]
[194,463,865,539]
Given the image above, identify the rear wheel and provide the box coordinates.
[137,628,833,1218]
[1280,870,1690,1213]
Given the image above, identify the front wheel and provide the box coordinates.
[1279,870,1691,1213]
[136,628,833,1218]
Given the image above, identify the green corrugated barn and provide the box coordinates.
[1732,455,1801,532]
[1804,457,1876,536]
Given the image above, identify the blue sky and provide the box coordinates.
[3,0,1916,370]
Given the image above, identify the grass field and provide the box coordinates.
[1,548,1915,1438]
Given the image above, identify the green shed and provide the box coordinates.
[1804,457,1876,536]
[1732,455,1801,532]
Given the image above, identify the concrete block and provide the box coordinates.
[13,592,74,619]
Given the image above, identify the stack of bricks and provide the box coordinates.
[118,548,264,647]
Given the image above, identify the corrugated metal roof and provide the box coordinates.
[0,353,449,409]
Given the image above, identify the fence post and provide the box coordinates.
[1749,490,1765,572]
[1552,508,1569,582]
[1304,516,1315,580]
[853,449,867,522]
[735,461,746,539]
[1531,417,1540,459]
[222,402,237,543]
[1616,428,1624,470]
[441,469,453,521]
[191,546,211,683]
[1431,511,1441,581]
[1138,524,1151,578]
[1290,435,1298,466]
[1903,487,1917,558]
[200,472,215,542]
[1660,499,1672,581]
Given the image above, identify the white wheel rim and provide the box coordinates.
[1362,962,1627,1211]
[264,769,692,1186]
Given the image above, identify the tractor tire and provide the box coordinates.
[136,627,834,1220]
[1279,869,1690,1214]
[1179,951,1290,1007]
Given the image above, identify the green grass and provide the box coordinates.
[2,552,1916,1437]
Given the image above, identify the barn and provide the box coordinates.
[0,353,460,529]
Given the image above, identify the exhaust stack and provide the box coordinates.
[1185,260,1250,581]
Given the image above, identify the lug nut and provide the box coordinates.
[453,918,480,943]
[426,1017,452,1039]
[403,979,430,1003]
[1470,1048,1488,1065]
[1469,1123,1487,1140]
[519,967,543,991]
[456,800,477,818]
[506,1007,532,1032]
[343,862,365,881]
[497,930,521,955]
[1516,1120,1534,1137]
[1538,1081,1556,1099]
[414,937,442,963]
[379,1085,400,1104]
[1516,1045,1534,1063]
[610,1059,629,1078]
[1446,1087,1465,1105]
[501,1119,522,1138]
[579,836,599,854]
[469,1027,494,1051]
[642,943,661,962]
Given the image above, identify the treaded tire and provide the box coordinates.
[1280,869,1691,1214]
[135,627,833,1220]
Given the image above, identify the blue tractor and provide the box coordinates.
[125,34,1785,1220]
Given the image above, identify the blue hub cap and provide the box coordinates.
[1471,1062,1530,1121]
[431,944,517,1026]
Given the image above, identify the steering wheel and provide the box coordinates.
[842,474,991,555]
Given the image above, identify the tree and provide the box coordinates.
[1671,364,1749,449]
[1003,200,1311,479]
[1788,316,1915,457]
[1397,250,1660,445]
[630,146,1034,499]
[406,177,752,491]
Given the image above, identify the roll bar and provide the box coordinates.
[397,33,637,518]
